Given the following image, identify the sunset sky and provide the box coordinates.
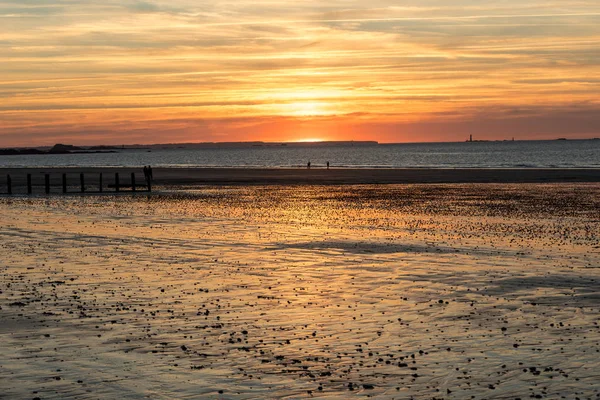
[1,1,599,146]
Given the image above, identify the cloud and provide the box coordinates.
[0,0,599,145]
[126,1,161,13]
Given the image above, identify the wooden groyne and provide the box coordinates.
[1,171,151,195]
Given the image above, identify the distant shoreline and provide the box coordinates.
[2,138,600,152]
[0,141,379,153]
[1,167,599,187]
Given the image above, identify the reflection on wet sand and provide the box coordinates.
[1,184,599,399]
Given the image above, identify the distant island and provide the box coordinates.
[0,141,379,156]
[0,143,121,156]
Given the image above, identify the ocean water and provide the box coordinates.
[1,140,599,168]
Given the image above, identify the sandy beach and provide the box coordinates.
[1,183,600,399]
[1,167,600,193]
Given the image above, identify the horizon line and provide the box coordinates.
[4,137,599,150]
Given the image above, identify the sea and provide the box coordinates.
[1,139,599,169]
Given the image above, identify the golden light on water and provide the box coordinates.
[2,185,600,397]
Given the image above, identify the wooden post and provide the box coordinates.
[115,173,120,192]
[62,174,67,193]
[131,173,136,192]
[99,173,103,193]
[27,174,32,194]
[45,174,50,194]
[80,173,85,193]
[7,175,11,195]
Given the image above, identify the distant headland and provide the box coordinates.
[0,141,379,156]
[0,143,122,156]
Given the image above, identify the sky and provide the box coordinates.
[1,0,599,146]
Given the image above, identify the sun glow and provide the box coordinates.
[282,101,332,117]
[292,138,325,143]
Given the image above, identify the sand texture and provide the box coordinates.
[1,184,600,399]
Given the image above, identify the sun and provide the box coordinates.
[293,138,325,143]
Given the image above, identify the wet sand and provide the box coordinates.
[1,184,600,399]
[1,167,600,192]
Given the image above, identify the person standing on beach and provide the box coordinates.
[148,165,153,181]
[307,161,311,169]
[327,161,330,170]
[143,166,148,183]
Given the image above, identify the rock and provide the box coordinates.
[363,384,375,389]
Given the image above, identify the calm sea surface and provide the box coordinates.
[1,140,599,168]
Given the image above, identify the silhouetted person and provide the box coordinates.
[326,161,330,170]
[143,166,148,182]
[148,165,153,181]
[307,161,311,169]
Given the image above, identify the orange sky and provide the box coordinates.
[1,1,599,146]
